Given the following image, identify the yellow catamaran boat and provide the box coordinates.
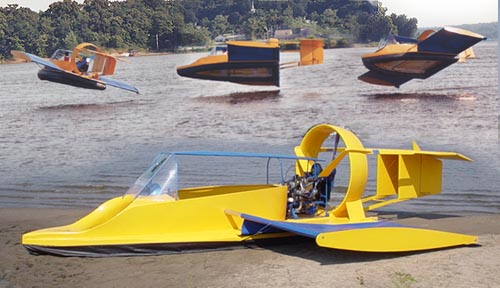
[23,124,476,257]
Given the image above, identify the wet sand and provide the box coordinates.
[1,208,499,288]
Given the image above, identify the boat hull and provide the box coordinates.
[177,61,280,87]
[38,68,106,90]
[22,185,289,257]
[361,52,458,80]
[23,236,304,257]
[359,52,458,87]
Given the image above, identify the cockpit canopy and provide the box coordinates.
[124,151,324,201]
[209,45,228,56]
[126,153,178,199]
[378,35,418,49]
[50,49,73,61]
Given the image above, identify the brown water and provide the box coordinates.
[0,41,498,213]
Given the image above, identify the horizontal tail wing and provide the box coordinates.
[10,50,62,71]
[358,70,413,88]
[418,27,486,55]
[99,76,139,94]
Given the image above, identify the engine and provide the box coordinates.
[285,164,334,219]
[286,175,320,218]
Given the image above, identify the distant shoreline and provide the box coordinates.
[2,39,497,65]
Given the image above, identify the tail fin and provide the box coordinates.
[92,54,117,75]
[417,29,436,42]
[458,47,476,63]
[299,39,324,66]
[364,148,472,211]
[418,27,486,55]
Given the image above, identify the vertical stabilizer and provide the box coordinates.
[300,39,324,66]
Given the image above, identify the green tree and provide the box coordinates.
[176,23,210,47]
[114,1,152,48]
[211,14,229,37]
[359,14,397,42]
[242,14,268,40]
[1,0,425,55]
[0,11,7,59]
[63,30,78,49]
[42,0,89,51]
[1,4,40,55]
[320,8,339,29]
[150,7,175,50]
[83,0,114,45]
[390,13,418,37]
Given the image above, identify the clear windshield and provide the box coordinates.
[50,49,72,61]
[378,35,397,49]
[125,153,178,199]
[377,35,417,50]
[209,45,228,55]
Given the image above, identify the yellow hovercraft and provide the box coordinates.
[23,124,476,257]
[11,43,139,93]
[359,27,486,88]
[176,38,324,87]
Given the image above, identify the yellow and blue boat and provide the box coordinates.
[359,27,486,87]
[23,124,476,257]
[176,38,324,87]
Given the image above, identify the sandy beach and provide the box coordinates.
[1,208,499,288]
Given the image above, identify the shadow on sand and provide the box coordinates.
[248,211,481,265]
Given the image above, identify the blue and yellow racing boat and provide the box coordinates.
[359,27,486,87]
[176,39,324,87]
[23,124,476,257]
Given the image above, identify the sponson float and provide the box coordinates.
[23,124,476,257]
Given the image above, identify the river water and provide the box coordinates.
[0,41,498,214]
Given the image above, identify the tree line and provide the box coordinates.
[0,0,418,59]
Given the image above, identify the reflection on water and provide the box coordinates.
[37,100,136,111]
[0,42,498,213]
[365,92,476,101]
[196,90,281,104]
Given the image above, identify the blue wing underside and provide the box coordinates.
[231,211,403,238]
[99,76,139,94]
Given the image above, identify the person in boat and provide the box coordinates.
[76,56,90,73]
[64,51,70,62]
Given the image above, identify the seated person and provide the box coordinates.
[76,56,90,73]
